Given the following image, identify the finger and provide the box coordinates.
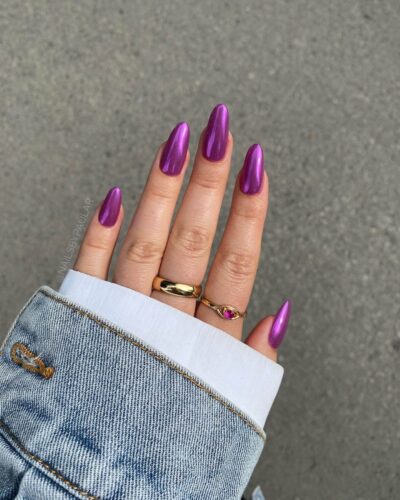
[244,301,291,360]
[113,122,190,295]
[151,104,231,315]
[196,144,268,338]
[245,317,278,361]
[74,186,123,280]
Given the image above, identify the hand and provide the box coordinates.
[73,104,290,362]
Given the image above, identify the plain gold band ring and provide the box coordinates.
[152,276,202,299]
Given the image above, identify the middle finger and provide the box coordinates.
[151,104,232,315]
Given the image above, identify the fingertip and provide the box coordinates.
[98,186,123,228]
[226,130,234,153]
[245,316,278,362]
[74,187,124,280]
[197,127,233,166]
[160,122,190,176]
[268,299,291,349]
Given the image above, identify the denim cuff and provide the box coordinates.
[59,269,284,429]
[1,286,272,499]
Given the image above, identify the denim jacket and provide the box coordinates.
[0,271,283,499]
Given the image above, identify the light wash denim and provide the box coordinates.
[0,287,265,499]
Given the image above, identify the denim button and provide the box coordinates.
[10,342,54,379]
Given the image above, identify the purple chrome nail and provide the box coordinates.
[202,103,229,162]
[98,186,122,227]
[239,144,264,194]
[160,122,190,176]
[268,300,291,349]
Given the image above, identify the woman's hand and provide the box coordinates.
[73,104,290,362]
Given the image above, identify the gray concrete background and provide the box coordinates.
[0,1,399,498]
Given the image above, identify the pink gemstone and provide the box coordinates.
[223,309,235,319]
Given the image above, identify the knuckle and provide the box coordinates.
[192,171,222,191]
[171,224,211,257]
[125,239,164,264]
[217,249,256,282]
[83,235,111,253]
[147,184,175,203]
[232,200,264,222]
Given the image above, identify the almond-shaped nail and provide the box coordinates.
[160,122,190,176]
[268,300,291,349]
[239,144,264,194]
[202,103,229,162]
[98,186,122,227]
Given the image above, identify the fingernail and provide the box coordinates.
[268,300,291,349]
[160,122,190,176]
[239,144,264,194]
[202,103,229,161]
[98,186,122,227]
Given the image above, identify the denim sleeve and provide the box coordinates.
[0,286,282,500]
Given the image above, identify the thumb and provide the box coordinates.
[244,300,291,361]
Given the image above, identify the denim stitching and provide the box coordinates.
[38,288,266,440]
[0,419,99,500]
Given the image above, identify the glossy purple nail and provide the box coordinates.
[202,103,229,161]
[268,300,291,349]
[98,186,122,227]
[160,122,190,176]
[239,144,264,194]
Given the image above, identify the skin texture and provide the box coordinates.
[74,105,291,362]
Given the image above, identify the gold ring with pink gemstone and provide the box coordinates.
[199,296,247,320]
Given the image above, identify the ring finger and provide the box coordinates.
[195,144,268,339]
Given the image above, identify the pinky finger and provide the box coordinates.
[74,186,124,280]
[245,300,291,361]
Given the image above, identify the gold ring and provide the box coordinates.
[200,297,247,320]
[152,276,202,299]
